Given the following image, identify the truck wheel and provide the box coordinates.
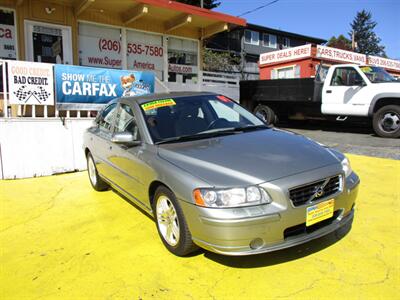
[372,105,400,138]
[254,105,276,125]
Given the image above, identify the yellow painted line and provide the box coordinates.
[0,154,399,299]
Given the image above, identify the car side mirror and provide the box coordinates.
[111,132,141,146]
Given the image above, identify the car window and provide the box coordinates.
[331,67,364,86]
[140,95,264,143]
[114,103,140,140]
[209,100,240,122]
[98,103,117,131]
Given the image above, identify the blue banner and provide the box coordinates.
[54,65,154,106]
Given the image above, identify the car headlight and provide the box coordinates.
[341,157,352,177]
[193,186,272,208]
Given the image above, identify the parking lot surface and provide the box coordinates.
[1,154,399,299]
[281,122,400,160]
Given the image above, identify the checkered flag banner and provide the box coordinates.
[33,87,51,103]
[13,86,32,103]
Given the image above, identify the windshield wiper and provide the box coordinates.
[155,130,238,145]
[232,124,269,132]
[155,125,269,145]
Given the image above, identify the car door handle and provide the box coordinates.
[326,90,332,94]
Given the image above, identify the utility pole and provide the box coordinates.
[201,0,204,8]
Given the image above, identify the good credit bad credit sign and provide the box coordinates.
[8,60,54,105]
[54,65,154,107]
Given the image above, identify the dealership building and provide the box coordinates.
[0,0,245,116]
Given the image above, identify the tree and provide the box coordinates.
[327,35,352,51]
[176,0,221,9]
[203,48,241,72]
[349,10,386,56]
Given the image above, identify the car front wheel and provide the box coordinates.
[87,152,109,191]
[153,186,198,256]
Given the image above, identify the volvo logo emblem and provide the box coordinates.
[315,186,324,197]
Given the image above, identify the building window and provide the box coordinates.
[167,37,198,84]
[126,30,164,80]
[0,8,17,60]
[282,37,291,48]
[78,23,122,69]
[244,30,259,45]
[272,65,300,79]
[262,34,277,48]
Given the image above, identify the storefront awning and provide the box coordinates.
[74,0,246,39]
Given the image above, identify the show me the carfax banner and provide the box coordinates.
[54,64,155,110]
[7,60,54,105]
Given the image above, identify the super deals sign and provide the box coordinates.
[54,65,154,108]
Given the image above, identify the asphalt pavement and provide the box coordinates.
[281,121,400,160]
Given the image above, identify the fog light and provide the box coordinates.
[250,238,264,250]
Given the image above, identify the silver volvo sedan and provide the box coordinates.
[83,92,359,256]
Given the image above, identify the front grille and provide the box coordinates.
[289,175,342,207]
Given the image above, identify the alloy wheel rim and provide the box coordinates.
[156,195,180,246]
[88,156,97,185]
[380,111,400,133]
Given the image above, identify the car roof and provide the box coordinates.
[120,91,218,105]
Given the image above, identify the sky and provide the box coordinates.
[215,0,400,59]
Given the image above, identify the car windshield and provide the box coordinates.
[360,66,397,83]
[140,94,266,143]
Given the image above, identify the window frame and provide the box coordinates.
[244,30,260,46]
[96,102,118,133]
[282,37,291,48]
[262,33,277,48]
[330,67,365,87]
[113,103,141,141]
[0,6,19,60]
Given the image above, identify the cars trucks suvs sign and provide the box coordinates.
[316,45,366,64]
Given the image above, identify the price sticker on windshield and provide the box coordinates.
[141,98,176,111]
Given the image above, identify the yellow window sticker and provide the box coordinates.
[141,99,176,111]
[360,66,372,73]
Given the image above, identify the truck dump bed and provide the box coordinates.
[240,78,317,103]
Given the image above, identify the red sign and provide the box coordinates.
[259,44,312,65]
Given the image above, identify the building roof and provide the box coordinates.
[72,0,246,39]
[246,23,327,44]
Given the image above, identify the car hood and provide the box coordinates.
[157,128,341,187]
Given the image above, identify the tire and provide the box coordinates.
[254,104,276,125]
[86,152,109,191]
[153,186,198,256]
[372,105,400,138]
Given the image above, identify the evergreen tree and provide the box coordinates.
[349,10,386,56]
[327,35,352,51]
[176,0,221,9]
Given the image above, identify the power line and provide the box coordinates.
[237,0,281,17]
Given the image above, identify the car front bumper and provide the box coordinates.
[179,169,360,256]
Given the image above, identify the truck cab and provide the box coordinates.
[321,64,400,137]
